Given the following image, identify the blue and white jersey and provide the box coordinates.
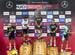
[60,25,69,36]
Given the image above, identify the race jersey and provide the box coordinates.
[60,25,69,36]
[50,24,58,32]
[36,18,42,25]
[22,19,28,29]
[7,26,15,33]
[63,26,69,35]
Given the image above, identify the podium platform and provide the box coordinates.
[47,47,58,55]
[7,49,18,55]
[33,40,47,55]
[19,43,32,55]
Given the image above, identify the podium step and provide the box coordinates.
[47,47,58,55]
[7,49,18,55]
[19,43,32,55]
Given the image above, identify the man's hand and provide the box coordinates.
[50,31,55,33]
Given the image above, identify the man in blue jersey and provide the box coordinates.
[7,24,16,50]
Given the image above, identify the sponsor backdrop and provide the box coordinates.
[0,0,75,55]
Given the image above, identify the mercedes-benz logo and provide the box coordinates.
[6,1,13,8]
[61,1,69,8]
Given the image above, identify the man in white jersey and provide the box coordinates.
[22,17,29,42]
